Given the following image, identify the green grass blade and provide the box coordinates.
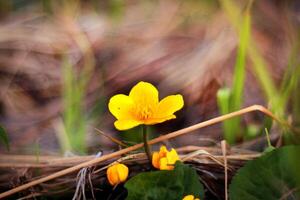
[62,58,87,154]
[227,3,252,143]
[247,45,278,102]
[220,0,278,103]
[217,0,252,144]
[231,4,251,110]
[0,125,9,151]
[277,36,300,116]
[217,88,235,143]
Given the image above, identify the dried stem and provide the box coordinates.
[0,105,287,198]
[94,128,127,148]
[221,140,228,200]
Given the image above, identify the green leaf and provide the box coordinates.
[125,162,204,200]
[230,145,300,200]
[0,125,9,151]
[263,146,276,154]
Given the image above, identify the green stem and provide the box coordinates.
[264,128,272,148]
[142,125,152,163]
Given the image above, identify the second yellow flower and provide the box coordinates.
[152,145,180,170]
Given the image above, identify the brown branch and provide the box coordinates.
[0,105,284,198]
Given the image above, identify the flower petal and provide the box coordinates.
[107,165,119,185]
[159,157,172,170]
[114,119,141,130]
[155,94,184,119]
[108,94,134,120]
[144,115,176,125]
[182,195,195,200]
[129,81,159,107]
[117,164,129,182]
[152,152,160,169]
[166,148,180,165]
[158,146,168,157]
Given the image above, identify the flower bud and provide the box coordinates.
[107,163,129,186]
[182,195,200,200]
[152,145,180,170]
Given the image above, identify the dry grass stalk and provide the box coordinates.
[221,140,228,200]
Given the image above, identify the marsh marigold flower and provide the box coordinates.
[152,145,180,170]
[107,163,129,186]
[108,81,184,130]
[182,195,200,200]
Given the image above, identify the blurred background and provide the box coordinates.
[0,0,299,155]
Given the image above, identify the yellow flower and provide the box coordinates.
[108,81,184,130]
[182,195,200,200]
[107,163,129,186]
[152,145,180,170]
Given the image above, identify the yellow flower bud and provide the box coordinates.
[152,145,180,170]
[182,195,200,200]
[107,163,129,186]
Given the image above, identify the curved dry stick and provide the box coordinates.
[0,105,286,199]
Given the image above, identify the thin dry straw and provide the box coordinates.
[94,128,128,148]
[72,152,102,200]
[221,140,228,200]
[0,105,285,198]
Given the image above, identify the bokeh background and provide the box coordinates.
[0,0,299,155]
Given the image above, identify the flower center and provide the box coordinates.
[136,105,153,120]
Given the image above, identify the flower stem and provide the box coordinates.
[142,125,152,163]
